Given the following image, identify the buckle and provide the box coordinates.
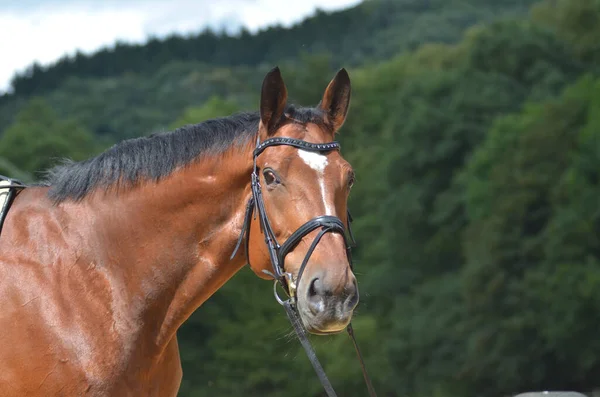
[273,272,297,305]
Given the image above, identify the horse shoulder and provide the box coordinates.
[0,188,137,395]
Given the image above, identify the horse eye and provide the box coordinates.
[263,169,280,186]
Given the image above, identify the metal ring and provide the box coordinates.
[273,280,288,306]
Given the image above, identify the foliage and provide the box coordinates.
[0,98,102,178]
[170,96,242,129]
[3,0,539,100]
[459,75,600,395]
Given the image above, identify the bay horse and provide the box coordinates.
[0,67,365,396]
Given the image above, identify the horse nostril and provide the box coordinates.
[307,277,325,315]
[345,281,359,311]
[308,277,322,299]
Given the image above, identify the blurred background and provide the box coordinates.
[1,0,599,396]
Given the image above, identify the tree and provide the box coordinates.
[170,96,241,129]
[531,0,600,65]
[0,98,101,177]
[459,75,600,395]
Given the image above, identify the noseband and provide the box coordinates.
[231,135,377,397]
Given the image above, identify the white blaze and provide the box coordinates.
[298,150,333,215]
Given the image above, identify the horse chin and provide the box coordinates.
[297,304,352,335]
[302,319,349,335]
[305,326,346,336]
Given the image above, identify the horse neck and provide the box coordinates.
[84,144,254,353]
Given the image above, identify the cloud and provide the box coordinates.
[0,0,361,93]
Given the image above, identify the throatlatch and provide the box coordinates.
[231,135,377,397]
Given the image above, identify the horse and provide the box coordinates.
[0,67,364,396]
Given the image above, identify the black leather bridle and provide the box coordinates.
[230,135,377,397]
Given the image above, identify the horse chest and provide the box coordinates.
[0,332,181,397]
[0,261,177,396]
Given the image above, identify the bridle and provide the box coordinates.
[231,136,354,299]
[231,135,377,397]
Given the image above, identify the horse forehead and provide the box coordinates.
[298,150,328,174]
[277,121,330,142]
[273,121,344,174]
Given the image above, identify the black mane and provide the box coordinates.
[44,105,324,203]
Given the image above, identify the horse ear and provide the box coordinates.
[259,66,288,137]
[319,68,351,133]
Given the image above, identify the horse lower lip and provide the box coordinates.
[305,322,347,335]
[309,328,344,336]
[300,310,349,334]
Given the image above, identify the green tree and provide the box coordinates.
[0,98,101,177]
[170,95,241,129]
[279,53,336,106]
[0,157,34,183]
[6,0,538,99]
[531,0,600,65]
[458,75,600,395]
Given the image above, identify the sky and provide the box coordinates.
[0,0,361,94]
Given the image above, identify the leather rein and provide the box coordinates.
[230,136,377,397]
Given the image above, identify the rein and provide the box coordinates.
[231,136,377,397]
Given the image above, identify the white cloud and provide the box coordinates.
[0,0,361,94]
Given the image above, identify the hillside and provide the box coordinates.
[6,0,539,97]
[0,0,539,142]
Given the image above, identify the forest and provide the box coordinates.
[0,0,599,396]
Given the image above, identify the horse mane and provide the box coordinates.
[43,105,325,203]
